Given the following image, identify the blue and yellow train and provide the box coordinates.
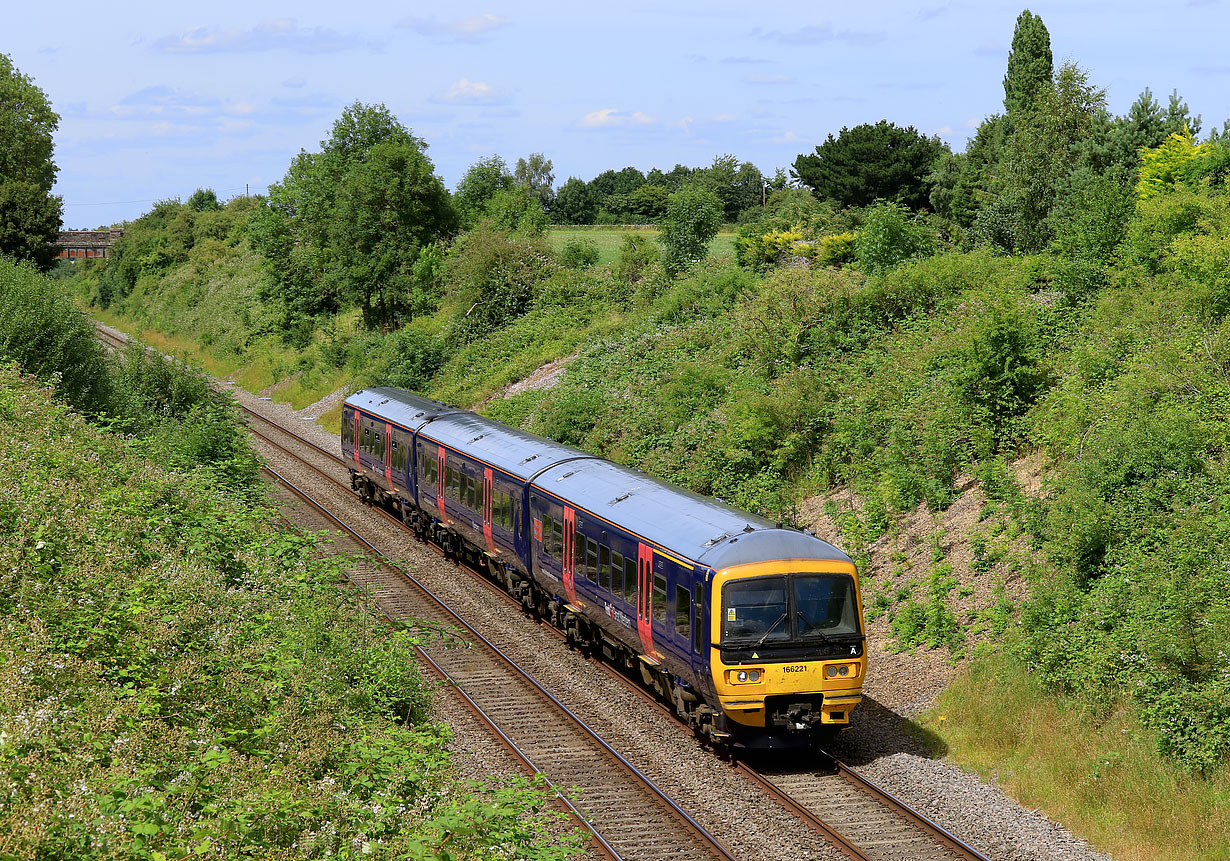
[343,386,866,747]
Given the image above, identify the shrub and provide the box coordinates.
[0,256,111,413]
[853,200,937,274]
[560,237,600,269]
[442,224,556,337]
[659,185,723,275]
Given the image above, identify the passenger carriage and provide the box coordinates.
[342,387,866,747]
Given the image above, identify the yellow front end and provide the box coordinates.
[710,560,867,730]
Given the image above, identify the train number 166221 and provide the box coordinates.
[782,664,807,674]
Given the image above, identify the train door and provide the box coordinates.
[482,468,495,554]
[436,446,446,520]
[383,422,393,487]
[352,411,361,469]
[562,506,577,604]
[637,543,658,659]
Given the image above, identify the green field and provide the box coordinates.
[548,226,737,264]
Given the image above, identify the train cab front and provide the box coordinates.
[709,560,866,748]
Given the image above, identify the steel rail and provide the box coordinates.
[93,320,991,861]
[246,405,992,861]
[259,462,738,861]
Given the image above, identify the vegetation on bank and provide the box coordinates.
[0,260,580,859]
[42,7,1230,857]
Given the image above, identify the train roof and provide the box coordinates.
[533,458,851,570]
[348,387,852,570]
[418,410,597,482]
[345,387,457,431]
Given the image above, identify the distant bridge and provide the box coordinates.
[57,228,123,261]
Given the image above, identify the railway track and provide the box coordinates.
[262,463,738,861]
[93,320,995,861]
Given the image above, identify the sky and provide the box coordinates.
[5,1,1228,228]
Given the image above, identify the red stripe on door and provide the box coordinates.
[353,411,361,469]
[637,543,658,660]
[562,506,577,605]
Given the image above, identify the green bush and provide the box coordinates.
[560,237,600,269]
[659,185,723,275]
[854,200,937,274]
[0,255,111,413]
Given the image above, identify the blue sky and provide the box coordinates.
[7,1,1228,228]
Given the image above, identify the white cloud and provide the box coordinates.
[579,108,655,128]
[398,13,508,42]
[153,19,378,54]
[434,78,510,106]
[751,23,884,47]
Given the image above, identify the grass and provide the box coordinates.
[919,655,1230,861]
[548,226,737,264]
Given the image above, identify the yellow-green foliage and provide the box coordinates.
[1137,126,1208,201]
[818,231,858,265]
[736,226,817,269]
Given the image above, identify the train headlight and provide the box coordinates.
[729,669,762,684]
[825,665,838,678]
[825,663,857,679]
[839,665,850,677]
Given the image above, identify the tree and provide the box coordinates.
[1136,127,1208,201]
[853,200,936,274]
[1003,10,1053,118]
[332,140,457,329]
[514,152,555,210]
[250,103,456,332]
[0,54,61,269]
[692,154,765,221]
[999,62,1108,252]
[659,185,722,275]
[187,187,222,212]
[792,121,944,210]
[553,177,595,225]
[628,184,670,221]
[454,156,515,226]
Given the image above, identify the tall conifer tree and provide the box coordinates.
[1003,10,1053,118]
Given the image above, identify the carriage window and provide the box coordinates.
[653,573,667,624]
[362,426,371,451]
[694,584,704,653]
[390,439,400,470]
[599,545,611,592]
[611,551,624,599]
[445,466,456,499]
[553,520,563,559]
[584,538,598,582]
[464,475,476,510]
[676,585,691,639]
[342,419,351,444]
[541,515,554,553]
[623,556,637,604]
[373,432,382,455]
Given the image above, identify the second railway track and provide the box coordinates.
[94,320,997,861]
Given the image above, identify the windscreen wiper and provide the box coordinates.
[753,612,788,647]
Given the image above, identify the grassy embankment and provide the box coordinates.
[1,257,581,860]
[62,183,1230,859]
